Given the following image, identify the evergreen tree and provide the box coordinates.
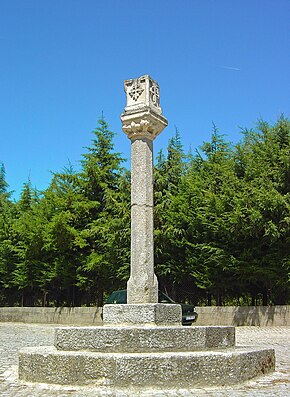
[154,129,188,299]
[17,178,37,212]
[170,126,239,305]
[0,162,8,195]
[230,117,290,304]
[76,116,128,305]
[0,161,17,304]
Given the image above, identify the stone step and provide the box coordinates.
[54,325,235,352]
[19,346,275,388]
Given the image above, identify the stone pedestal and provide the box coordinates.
[103,303,182,326]
[19,325,275,389]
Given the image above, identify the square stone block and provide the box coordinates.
[102,303,182,326]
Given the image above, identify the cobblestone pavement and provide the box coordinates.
[0,323,289,396]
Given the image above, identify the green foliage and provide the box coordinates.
[0,162,9,195]
[0,116,289,307]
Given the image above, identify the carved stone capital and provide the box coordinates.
[121,109,168,141]
[123,75,163,114]
[121,74,168,141]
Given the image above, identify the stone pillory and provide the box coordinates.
[18,76,275,391]
[120,75,168,305]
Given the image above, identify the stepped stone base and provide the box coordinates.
[19,346,275,387]
[17,305,276,390]
[54,325,235,352]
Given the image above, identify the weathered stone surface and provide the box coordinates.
[127,137,157,304]
[128,203,157,304]
[102,303,181,326]
[19,346,275,387]
[123,75,163,115]
[120,75,168,305]
[121,75,168,141]
[196,305,290,326]
[0,306,103,325]
[131,138,153,207]
[55,326,235,352]
[121,109,168,141]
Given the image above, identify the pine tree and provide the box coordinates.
[17,178,37,212]
[168,125,240,305]
[230,117,290,304]
[76,116,128,305]
[0,162,8,195]
[154,129,188,299]
[80,116,124,205]
[0,161,17,304]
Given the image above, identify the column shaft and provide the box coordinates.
[127,138,158,303]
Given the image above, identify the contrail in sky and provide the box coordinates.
[219,65,241,71]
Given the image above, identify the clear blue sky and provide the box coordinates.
[0,0,289,199]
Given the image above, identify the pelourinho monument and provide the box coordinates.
[18,75,275,393]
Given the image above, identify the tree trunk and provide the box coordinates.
[251,294,255,306]
[262,289,268,306]
[97,285,104,307]
[207,292,212,306]
[216,291,222,306]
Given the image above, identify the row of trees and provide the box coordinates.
[0,116,289,307]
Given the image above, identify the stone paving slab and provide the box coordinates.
[0,323,289,396]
